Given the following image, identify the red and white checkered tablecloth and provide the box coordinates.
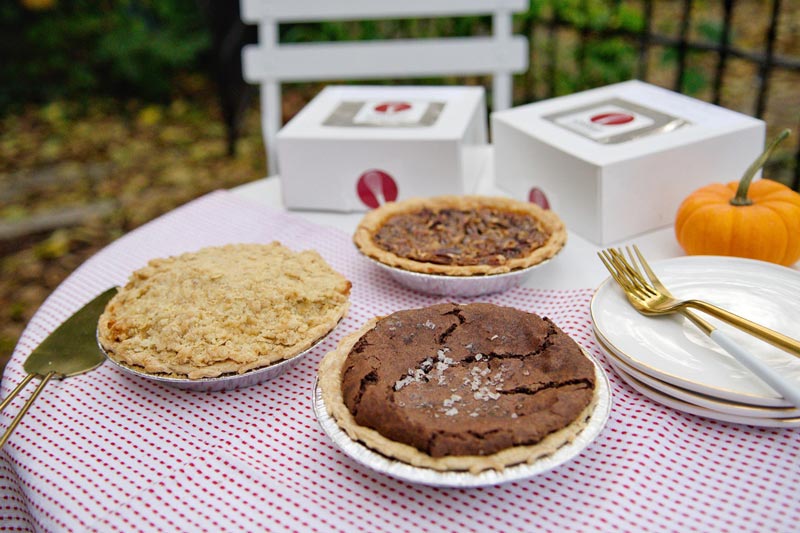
[1,190,798,533]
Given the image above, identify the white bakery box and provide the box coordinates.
[277,85,488,211]
[491,80,765,244]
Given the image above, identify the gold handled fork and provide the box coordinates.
[599,246,800,358]
[599,246,800,407]
[613,247,718,338]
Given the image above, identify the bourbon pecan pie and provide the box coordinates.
[318,303,599,473]
[98,242,351,379]
[353,195,567,276]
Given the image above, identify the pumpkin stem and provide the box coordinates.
[731,129,791,206]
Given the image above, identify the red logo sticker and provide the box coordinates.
[374,102,412,114]
[590,112,635,126]
[357,169,398,208]
[528,187,550,210]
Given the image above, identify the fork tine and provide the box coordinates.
[606,249,657,296]
[599,251,635,292]
[632,244,669,293]
[597,251,626,288]
[600,250,651,299]
[623,246,653,291]
[624,246,642,277]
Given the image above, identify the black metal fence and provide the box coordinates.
[516,0,800,189]
[221,0,800,189]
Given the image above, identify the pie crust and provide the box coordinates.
[98,242,351,379]
[318,304,598,473]
[353,195,567,276]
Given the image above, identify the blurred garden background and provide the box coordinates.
[1,0,799,369]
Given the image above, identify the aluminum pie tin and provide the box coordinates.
[363,255,555,297]
[98,327,337,392]
[313,352,611,487]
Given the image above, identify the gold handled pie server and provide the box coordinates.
[0,287,117,448]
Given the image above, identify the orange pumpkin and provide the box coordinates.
[675,129,800,266]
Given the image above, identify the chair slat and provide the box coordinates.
[243,37,528,82]
[241,0,528,23]
[240,0,530,173]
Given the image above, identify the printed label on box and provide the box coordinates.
[356,169,398,208]
[543,98,690,144]
[323,100,445,127]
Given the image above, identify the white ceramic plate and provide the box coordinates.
[591,256,800,407]
[596,333,800,419]
[611,363,800,428]
[313,354,611,487]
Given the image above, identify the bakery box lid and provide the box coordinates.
[491,80,763,166]
[278,85,486,142]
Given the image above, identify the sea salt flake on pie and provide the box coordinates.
[318,302,598,473]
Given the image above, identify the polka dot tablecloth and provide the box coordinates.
[1,190,798,533]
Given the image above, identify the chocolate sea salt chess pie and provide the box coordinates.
[317,303,608,478]
[98,243,351,383]
[354,195,567,276]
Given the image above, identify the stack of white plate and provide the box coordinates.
[591,255,800,428]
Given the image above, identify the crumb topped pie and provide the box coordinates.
[318,303,599,473]
[353,195,567,276]
[98,242,351,379]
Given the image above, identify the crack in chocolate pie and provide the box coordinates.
[319,303,599,473]
[98,242,351,379]
[354,196,567,276]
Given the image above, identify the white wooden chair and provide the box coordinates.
[240,0,530,174]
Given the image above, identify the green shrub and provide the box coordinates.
[0,0,210,111]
